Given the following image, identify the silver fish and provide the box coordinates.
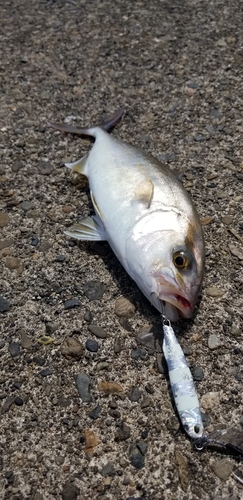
[162,319,204,440]
[49,110,205,321]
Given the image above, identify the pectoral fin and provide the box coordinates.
[65,155,88,176]
[65,215,106,241]
[134,179,154,208]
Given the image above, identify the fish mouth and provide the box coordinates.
[155,276,193,318]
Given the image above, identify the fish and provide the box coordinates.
[49,109,205,321]
[162,318,204,440]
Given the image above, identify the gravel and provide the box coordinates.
[0,0,243,498]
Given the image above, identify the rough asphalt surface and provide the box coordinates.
[1,0,243,499]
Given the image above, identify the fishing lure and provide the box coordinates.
[162,317,243,459]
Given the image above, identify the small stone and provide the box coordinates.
[115,421,131,441]
[88,405,101,420]
[40,368,53,377]
[64,298,81,309]
[211,459,234,480]
[115,297,135,317]
[55,455,65,465]
[201,216,214,225]
[5,257,20,270]
[114,337,124,353]
[129,444,145,469]
[8,342,21,358]
[14,397,24,406]
[201,391,220,410]
[100,462,116,477]
[96,361,109,371]
[228,244,243,260]
[61,481,80,500]
[208,334,221,350]
[131,348,146,360]
[31,235,39,246]
[206,286,225,297]
[83,429,99,455]
[86,339,99,352]
[231,325,241,337]
[1,395,16,414]
[61,337,83,360]
[57,254,66,262]
[83,280,105,300]
[88,324,108,339]
[37,336,54,345]
[141,395,152,409]
[98,381,124,394]
[76,373,92,402]
[83,309,92,322]
[192,366,204,381]
[0,212,10,228]
[20,331,33,349]
[11,160,24,172]
[38,161,54,175]
[222,215,234,225]
[175,450,189,492]
[0,239,14,250]
[46,322,59,335]
[19,201,33,212]
[0,296,11,312]
[62,205,76,214]
[210,108,221,118]
[33,356,46,366]
[193,134,204,142]
[128,386,141,402]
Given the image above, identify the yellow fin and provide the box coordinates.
[90,191,104,221]
[134,179,154,208]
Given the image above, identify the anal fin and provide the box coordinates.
[64,215,106,241]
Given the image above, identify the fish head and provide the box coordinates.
[150,227,205,321]
[180,408,204,440]
[126,211,205,321]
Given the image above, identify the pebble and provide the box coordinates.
[0,212,10,228]
[201,391,220,410]
[56,254,66,262]
[19,201,33,212]
[136,325,162,353]
[129,443,146,469]
[20,331,33,349]
[11,160,24,172]
[37,336,54,345]
[62,205,75,214]
[5,257,20,270]
[33,356,46,366]
[115,297,135,317]
[86,339,99,352]
[175,450,189,492]
[98,381,124,394]
[141,395,152,409]
[76,373,92,402]
[100,461,116,477]
[115,421,131,441]
[114,337,124,353]
[61,337,83,360]
[228,244,243,260]
[131,348,147,360]
[61,482,80,500]
[128,386,141,402]
[88,324,108,339]
[31,235,39,246]
[64,298,81,309]
[0,395,16,414]
[222,215,234,225]
[40,368,53,377]
[83,280,105,300]
[46,322,59,334]
[55,455,65,465]
[231,325,241,337]
[208,334,221,350]
[210,108,221,118]
[0,296,11,312]
[8,342,21,358]
[206,286,225,297]
[88,405,101,420]
[211,459,234,480]
[83,429,99,455]
[0,239,14,250]
[14,397,24,406]
[38,160,54,175]
[192,366,204,381]
[96,361,109,371]
[83,309,92,322]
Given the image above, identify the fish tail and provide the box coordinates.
[48,108,124,137]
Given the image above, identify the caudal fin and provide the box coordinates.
[48,108,124,137]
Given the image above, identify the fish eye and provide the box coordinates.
[173,250,191,270]
[194,424,201,435]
